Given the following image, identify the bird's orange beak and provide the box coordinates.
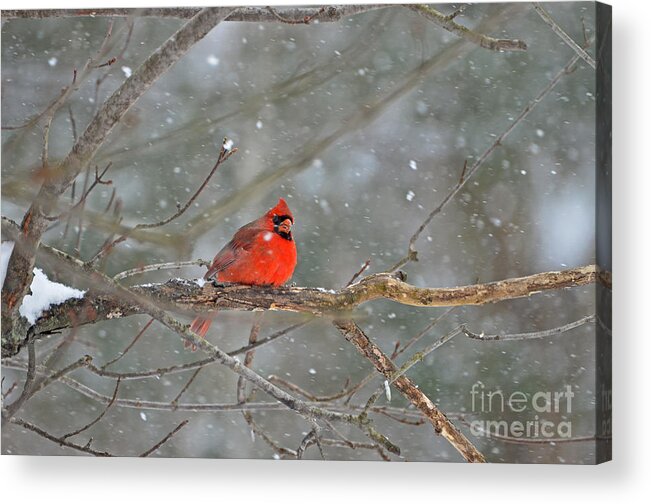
[278,218,292,234]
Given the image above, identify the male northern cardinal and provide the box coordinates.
[188,198,297,348]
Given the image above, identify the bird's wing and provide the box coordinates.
[203,223,261,280]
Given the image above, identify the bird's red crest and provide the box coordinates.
[268,197,294,221]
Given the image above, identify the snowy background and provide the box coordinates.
[2,3,598,463]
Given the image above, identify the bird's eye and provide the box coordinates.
[273,214,293,225]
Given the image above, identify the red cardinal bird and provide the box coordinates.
[188,198,297,348]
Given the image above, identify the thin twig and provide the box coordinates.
[102,318,154,369]
[92,18,135,113]
[62,378,121,439]
[87,138,237,265]
[364,326,464,412]
[408,4,527,52]
[75,166,93,255]
[2,340,37,423]
[45,162,113,222]
[236,315,296,456]
[388,42,590,272]
[462,314,595,341]
[237,313,263,403]
[265,5,326,25]
[170,368,202,407]
[28,355,92,398]
[316,437,391,461]
[227,320,312,356]
[139,420,189,457]
[532,3,596,69]
[393,307,457,359]
[10,417,113,456]
[182,5,526,238]
[113,259,211,281]
[1,21,114,133]
[1,381,18,401]
[335,320,485,462]
[67,105,78,141]
[345,259,371,287]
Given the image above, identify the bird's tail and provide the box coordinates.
[187,316,213,351]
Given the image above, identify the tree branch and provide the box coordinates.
[1,6,387,22]
[532,3,596,68]
[334,320,485,462]
[21,265,596,344]
[9,417,113,456]
[407,4,527,52]
[389,41,590,271]
[1,7,235,349]
[0,219,597,357]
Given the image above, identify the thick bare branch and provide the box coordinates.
[334,320,485,462]
[22,265,596,342]
[1,7,235,349]
[1,6,386,22]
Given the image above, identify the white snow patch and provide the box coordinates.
[47,57,58,67]
[223,138,234,151]
[405,190,415,202]
[408,160,418,171]
[1,241,15,288]
[121,66,132,78]
[255,120,263,130]
[140,412,148,421]
[206,55,220,67]
[308,368,317,375]
[195,278,206,287]
[18,268,86,324]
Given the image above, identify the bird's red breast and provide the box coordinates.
[204,197,297,286]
